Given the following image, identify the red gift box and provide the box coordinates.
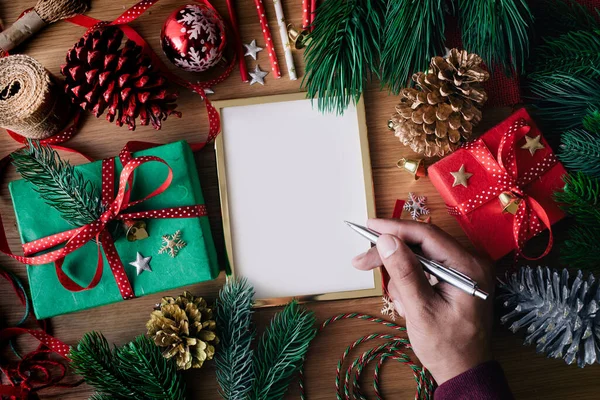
[429,108,566,260]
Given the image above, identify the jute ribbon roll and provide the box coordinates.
[0,54,70,139]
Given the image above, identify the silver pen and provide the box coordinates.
[345,221,488,300]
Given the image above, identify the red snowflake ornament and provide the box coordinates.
[161,3,227,73]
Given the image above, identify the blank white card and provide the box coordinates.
[216,94,380,303]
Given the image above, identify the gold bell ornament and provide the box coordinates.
[124,220,149,242]
[397,157,427,180]
[498,191,522,215]
[287,24,309,49]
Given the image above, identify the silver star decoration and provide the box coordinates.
[129,252,152,276]
[249,65,268,86]
[244,40,263,60]
[158,230,187,258]
[403,192,430,220]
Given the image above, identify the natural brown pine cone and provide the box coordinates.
[389,48,490,158]
[61,26,181,131]
[147,291,219,370]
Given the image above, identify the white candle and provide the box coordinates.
[272,0,297,80]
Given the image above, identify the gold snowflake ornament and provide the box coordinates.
[159,230,187,258]
[381,295,398,321]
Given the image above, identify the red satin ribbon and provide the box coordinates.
[0,141,208,300]
[448,118,556,260]
[66,0,236,145]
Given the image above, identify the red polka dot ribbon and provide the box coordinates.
[67,0,236,144]
[447,118,556,260]
[0,142,209,299]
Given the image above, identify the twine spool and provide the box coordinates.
[0,54,70,139]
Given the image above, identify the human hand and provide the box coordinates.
[352,219,494,385]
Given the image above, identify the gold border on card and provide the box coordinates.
[214,92,382,307]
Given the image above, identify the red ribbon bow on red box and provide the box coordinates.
[0,142,208,300]
[447,118,557,260]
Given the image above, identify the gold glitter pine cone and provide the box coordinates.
[147,291,219,370]
[389,48,490,158]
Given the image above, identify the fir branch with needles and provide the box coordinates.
[379,0,446,94]
[530,0,600,38]
[302,0,384,114]
[214,277,256,400]
[250,300,317,400]
[529,75,600,134]
[11,140,103,227]
[458,0,533,74]
[562,224,600,269]
[559,129,600,179]
[584,109,600,133]
[530,30,600,78]
[70,332,186,400]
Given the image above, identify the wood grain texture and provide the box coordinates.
[0,1,598,399]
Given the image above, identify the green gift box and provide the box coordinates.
[9,141,220,319]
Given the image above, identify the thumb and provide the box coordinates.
[376,234,435,310]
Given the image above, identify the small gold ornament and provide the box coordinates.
[397,157,426,180]
[147,291,219,370]
[450,164,473,188]
[158,230,187,258]
[499,191,522,215]
[287,24,309,49]
[124,220,149,242]
[521,134,545,156]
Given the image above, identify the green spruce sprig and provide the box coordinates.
[379,0,446,94]
[250,300,317,400]
[531,0,600,38]
[458,0,533,74]
[561,224,600,269]
[214,277,256,399]
[70,332,186,400]
[302,0,383,114]
[529,75,600,134]
[584,109,600,133]
[11,140,103,227]
[558,129,600,179]
[530,30,600,78]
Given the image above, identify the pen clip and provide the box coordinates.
[447,266,477,284]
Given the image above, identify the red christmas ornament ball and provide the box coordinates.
[161,3,227,73]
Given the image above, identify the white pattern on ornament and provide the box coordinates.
[174,46,219,72]
[178,5,218,42]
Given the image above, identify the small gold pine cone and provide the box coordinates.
[147,291,219,370]
[389,48,489,158]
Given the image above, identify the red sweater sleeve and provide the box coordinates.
[434,361,514,400]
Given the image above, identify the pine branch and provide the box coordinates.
[379,0,446,94]
[458,0,533,74]
[583,108,600,133]
[251,300,317,400]
[531,0,600,38]
[70,332,186,400]
[302,0,384,114]
[214,277,256,400]
[558,129,600,179]
[116,336,186,400]
[529,30,600,78]
[70,332,137,399]
[11,140,103,227]
[529,75,600,134]
[562,224,600,269]
[554,172,600,230]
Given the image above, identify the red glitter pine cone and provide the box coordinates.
[61,26,181,131]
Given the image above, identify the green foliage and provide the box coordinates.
[70,332,186,400]
[562,224,600,269]
[11,140,103,227]
[558,129,600,179]
[529,75,600,134]
[251,300,317,400]
[458,0,533,74]
[530,30,600,78]
[379,0,446,94]
[583,109,600,133]
[214,277,256,399]
[302,0,383,114]
[531,0,600,38]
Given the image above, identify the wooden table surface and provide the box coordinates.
[1,1,599,399]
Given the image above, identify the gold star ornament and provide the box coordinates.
[521,135,545,156]
[450,164,473,188]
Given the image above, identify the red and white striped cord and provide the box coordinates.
[253,0,281,78]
